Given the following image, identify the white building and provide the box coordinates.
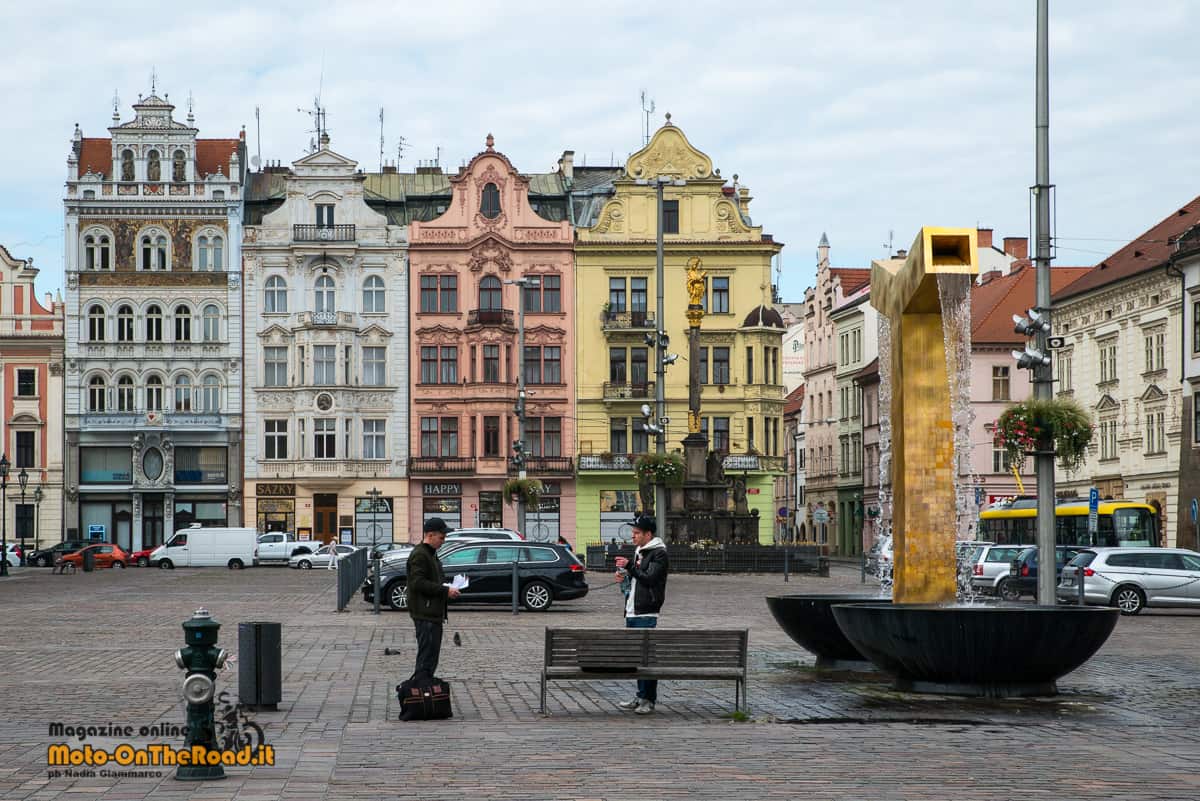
[242,139,409,544]
[1170,211,1200,550]
[63,90,245,549]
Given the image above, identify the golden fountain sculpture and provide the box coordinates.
[869,228,978,604]
[686,257,707,435]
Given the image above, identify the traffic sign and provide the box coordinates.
[813,508,829,523]
[1047,335,1067,349]
[1191,498,1198,524]
[778,507,790,518]
[1088,488,1100,536]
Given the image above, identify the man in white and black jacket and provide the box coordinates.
[613,515,670,715]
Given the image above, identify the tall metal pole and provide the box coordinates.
[1034,0,1056,606]
[654,179,667,539]
[516,279,528,538]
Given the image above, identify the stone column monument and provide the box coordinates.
[683,257,708,482]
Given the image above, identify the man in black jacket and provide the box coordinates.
[407,518,461,682]
[613,515,669,714]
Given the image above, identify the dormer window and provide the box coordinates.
[147,150,161,182]
[173,150,186,182]
[120,150,134,182]
[481,183,501,219]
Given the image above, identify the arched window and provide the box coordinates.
[174,375,192,412]
[83,233,111,270]
[117,305,134,342]
[174,305,192,342]
[315,275,335,313]
[141,234,168,270]
[85,235,96,270]
[202,305,220,341]
[88,304,105,341]
[479,276,502,310]
[146,375,164,411]
[201,375,221,412]
[264,276,287,313]
[197,236,209,271]
[147,149,161,182]
[98,235,110,269]
[196,234,223,272]
[211,235,223,271]
[116,375,135,411]
[88,376,106,412]
[146,305,163,342]
[481,182,501,219]
[363,275,385,313]
[120,149,134,182]
[172,149,186,183]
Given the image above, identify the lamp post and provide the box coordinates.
[0,455,9,577]
[33,483,43,556]
[366,486,383,616]
[505,276,540,538]
[18,468,28,557]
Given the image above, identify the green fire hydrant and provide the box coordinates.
[174,608,229,781]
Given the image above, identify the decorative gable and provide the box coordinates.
[625,120,714,181]
[1140,384,1167,403]
[1096,394,1120,412]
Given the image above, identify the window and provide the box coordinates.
[314,345,336,385]
[543,347,561,384]
[712,417,730,453]
[420,418,438,457]
[542,275,561,312]
[363,275,385,313]
[315,275,335,313]
[174,375,192,411]
[116,375,134,411]
[1194,390,1200,445]
[120,149,134,181]
[711,277,729,313]
[316,204,334,227]
[992,433,1010,473]
[746,347,754,384]
[524,280,541,313]
[610,418,628,453]
[141,234,168,270]
[363,346,386,386]
[630,277,647,322]
[84,233,111,270]
[15,504,33,539]
[524,346,541,385]
[265,420,288,459]
[146,149,161,182]
[440,275,457,312]
[631,347,648,387]
[479,275,502,310]
[632,419,649,454]
[483,345,500,383]
[1194,300,1200,354]
[174,305,191,341]
[264,276,287,313]
[662,199,679,234]
[88,305,105,341]
[264,347,288,387]
[315,419,336,459]
[146,376,163,411]
[699,347,708,384]
[483,416,500,457]
[202,305,220,342]
[201,375,220,412]
[1099,339,1118,383]
[992,366,1010,401]
[146,305,163,341]
[439,347,457,384]
[421,417,460,458]
[712,347,730,384]
[543,417,562,457]
[480,182,501,219]
[363,419,386,459]
[114,305,133,342]
[1056,350,1073,392]
[15,431,35,468]
[526,418,541,457]
[87,376,106,411]
[1144,330,1165,372]
[609,278,626,313]
[1145,411,1166,454]
[173,149,186,182]
[609,347,627,383]
[421,346,438,384]
[748,417,756,450]
[197,236,212,271]
[16,369,35,397]
[1099,419,1118,461]
[420,276,438,312]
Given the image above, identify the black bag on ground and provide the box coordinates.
[396,677,453,721]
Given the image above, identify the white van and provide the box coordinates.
[150,525,259,569]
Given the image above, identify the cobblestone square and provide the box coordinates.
[2,563,1199,800]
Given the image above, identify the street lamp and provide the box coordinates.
[0,455,9,577]
[33,483,43,555]
[504,275,540,538]
[17,468,28,555]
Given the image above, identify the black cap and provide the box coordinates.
[423,517,450,534]
[631,515,656,534]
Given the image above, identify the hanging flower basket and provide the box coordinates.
[502,477,543,507]
[994,397,1094,473]
[634,452,685,486]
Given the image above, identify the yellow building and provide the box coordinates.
[573,120,784,547]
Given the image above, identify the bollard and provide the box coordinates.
[783,546,789,583]
[860,551,866,584]
[372,552,382,616]
[1077,561,1086,606]
[511,560,520,615]
[175,608,229,781]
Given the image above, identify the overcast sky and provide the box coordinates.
[4,1,1199,302]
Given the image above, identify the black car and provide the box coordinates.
[364,541,588,612]
[27,540,91,567]
[1004,545,1087,600]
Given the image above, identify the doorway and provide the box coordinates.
[314,494,338,544]
[143,499,163,548]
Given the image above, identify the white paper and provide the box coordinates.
[443,574,469,590]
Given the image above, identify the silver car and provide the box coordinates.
[290,544,359,569]
[1058,547,1200,614]
[969,544,1033,599]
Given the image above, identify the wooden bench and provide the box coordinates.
[540,628,749,714]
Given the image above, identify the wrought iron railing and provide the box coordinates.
[467,308,514,327]
[508,456,574,475]
[293,224,356,242]
[408,456,477,474]
[602,382,655,400]
[601,310,655,330]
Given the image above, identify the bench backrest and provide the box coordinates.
[545,628,747,670]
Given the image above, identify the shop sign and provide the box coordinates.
[540,482,562,496]
[257,483,295,497]
[423,482,461,497]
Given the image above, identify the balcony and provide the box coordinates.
[603,382,655,400]
[256,459,390,480]
[297,311,355,327]
[578,453,637,471]
[467,308,515,328]
[293,224,356,242]
[409,456,477,475]
[601,310,656,331]
[722,453,786,473]
[508,456,574,476]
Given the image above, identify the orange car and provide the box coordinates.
[57,543,129,570]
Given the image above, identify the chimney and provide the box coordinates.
[382,164,397,174]
[1003,237,1028,260]
[557,150,574,180]
[895,248,908,259]
[977,228,993,250]
[737,186,751,216]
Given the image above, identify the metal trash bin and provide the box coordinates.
[82,548,96,572]
[238,622,282,710]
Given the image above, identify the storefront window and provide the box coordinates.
[174,447,228,483]
[354,496,393,544]
[81,447,132,483]
[256,498,295,533]
[479,491,503,528]
[423,496,462,530]
[599,490,639,544]
[525,497,560,543]
[174,500,228,529]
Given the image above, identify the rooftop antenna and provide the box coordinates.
[186,91,195,125]
[150,66,157,95]
[396,135,409,162]
[883,229,894,257]
[111,89,121,122]
[254,106,262,170]
[436,145,441,168]
[378,107,385,171]
[640,90,655,145]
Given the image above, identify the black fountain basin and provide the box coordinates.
[831,603,1120,697]
[766,594,891,670]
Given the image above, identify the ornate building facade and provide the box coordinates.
[63,91,245,549]
[242,139,409,545]
[0,247,65,550]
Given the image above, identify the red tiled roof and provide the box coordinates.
[784,385,805,416]
[853,357,879,382]
[831,267,870,295]
[1053,194,1200,302]
[76,137,240,179]
[972,265,1091,344]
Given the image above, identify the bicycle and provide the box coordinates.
[214,690,265,752]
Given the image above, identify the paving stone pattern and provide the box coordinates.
[1,563,1199,799]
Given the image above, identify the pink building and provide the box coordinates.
[407,136,576,541]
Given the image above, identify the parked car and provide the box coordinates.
[290,543,359,569]
[150,526,258,569]
[969,544,1033,597]
[256,532,317,563]
[128,548,156,567]
[365,541,587,612]
[4,543,23,569]
[1058,547,1200,614]
[445,527,525,542]
[58,543,129,570]
[27,540,90,567]
[369,542,409,558]
[1005,545,1089,600]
